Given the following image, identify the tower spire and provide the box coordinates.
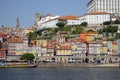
[16,17,20,29]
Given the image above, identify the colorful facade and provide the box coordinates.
[56,45,72,56]
[8,38,23,56]
[0,48,7,60]
[80,32,98,41]
[88,41,103,55]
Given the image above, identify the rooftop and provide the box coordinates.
[9,38,23,43]
[58,15,78,20]
[86,12,110,15]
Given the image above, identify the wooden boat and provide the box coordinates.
[0,64,38,68]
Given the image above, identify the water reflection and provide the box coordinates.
[0,68,120,80]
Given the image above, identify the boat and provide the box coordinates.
[0,64,38,68]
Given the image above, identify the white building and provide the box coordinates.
[117,26,120,33]
[117,40,120,54]
[37,15,59,31]
[87,0,120,16]
[36,15,81,31]
[36,13,110,31]
[88,42,103,55]
[58,15,80,26]
[78,12,110,25]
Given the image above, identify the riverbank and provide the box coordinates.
[37,63,120,68]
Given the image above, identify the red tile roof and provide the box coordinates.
[0,48,7,51]
[9,38,23,43]
[56,46,71,50]
[80,32,98,34]
[47,40,55,49]
[58,15,78,20]
[86,12,109,15]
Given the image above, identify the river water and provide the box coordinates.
[0,68,120,80]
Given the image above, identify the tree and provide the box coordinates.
[102,26,118,33]
[87,29,94,32]
[106,32,109,37]
[114,19,120,24]
[107,38,114,41]
[103,21,111,25]
[115,33,120,39]
[56,22,66,28]
[63,26,71,31]
[98,29,103,34]
[75,26,83,34]
[27,32,37,40]
[80,22,88,26]
[20,53,35,61]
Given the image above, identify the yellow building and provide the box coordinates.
[80,32,98,41]
[56,45,72,56]
[112,42,118,55]
[102,38,108,55]
[36,40,47,47]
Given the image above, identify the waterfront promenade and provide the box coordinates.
[37,63,120,68]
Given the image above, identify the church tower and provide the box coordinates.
[34,12,41,28]
[16,17,20,30]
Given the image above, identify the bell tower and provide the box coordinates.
[16,17,20,30]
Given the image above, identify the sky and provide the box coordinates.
[0,0,89,28]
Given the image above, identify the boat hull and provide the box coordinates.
[0,64,38,68]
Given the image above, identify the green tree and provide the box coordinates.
[114,19,120,24]
[71,26,83,34]
[63,26,71,31]
[87,29,94,32]
[27,32,37,40]
[98,29,103,34]
[106,32,109,37]
[107,38,114,41]
[80,22,88,26]
[102,26,118,33]
[20,53,35,61]
[115,33,120,39]
[56,22,66,28]
[103,21,111,25]
[75,26,83,34]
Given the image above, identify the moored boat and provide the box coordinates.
[0,64,38,68]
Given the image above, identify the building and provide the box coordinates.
[102,38,108,55]
[36,15,59,31]
[36,15,81,31]
[56,31,68,44]
[7,38,23,61]
[117,26,120,33]
[47,40,55,56]
[117,40,120,54]
[88,41,103,55]
[80,32,98,41]
[112,42,118,55]
[22,38,29,53]
[71,39,87,57]
[8,38,23,56]
[56,43,72,56]
[40,40,47,56]
[16,17,20,30]
[0,48,7,60]
[58,15,80,26]
[78,12,110,25]
[86,12,110,25]
[107,41,112,55]
[87,0,120,16]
